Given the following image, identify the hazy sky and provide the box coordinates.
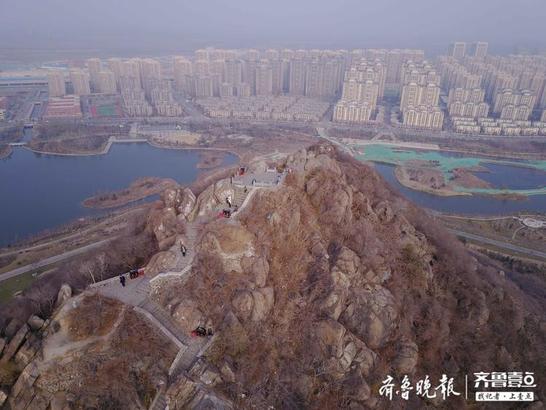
[1,0,545,53]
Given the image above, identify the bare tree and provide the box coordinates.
[79,260,97,284]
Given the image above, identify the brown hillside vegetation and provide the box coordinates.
[160,144,545,409]
[1,143,544,409]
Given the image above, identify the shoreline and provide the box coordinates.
[81,177,177,209]
[20,136,242,161]
[394,166,471,197]
[348,139,546,163]
[0,145,13,159]
[146,138,242,161]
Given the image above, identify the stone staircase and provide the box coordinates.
[138,299,189,345]
[169,339,207,379]
[232,186,249,208]
[170,218,203,273]
[134,278,151,299]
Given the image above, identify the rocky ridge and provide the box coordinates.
[1,144,544,409]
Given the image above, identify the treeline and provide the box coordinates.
[0,125,24,144]
[35,122,128,141]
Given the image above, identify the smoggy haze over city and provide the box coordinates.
[1,0,545,54]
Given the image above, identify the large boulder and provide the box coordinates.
[193,179,235,217]
[0,323,29,363]
[232,291,254,322]
[200,224,256,273]
[27,315,45,331]
[0,390,6,407]
[178,188,196,220]
[162,188,182,210]
[316,319,346,358]
[394,340,419,374]
[8,362,39,404]
[321,289,349,320]
[241,256,269,287]
[374,201,394,223]
[304,153,342,176]
[150,207,180,250]
[14,334,41,367]
[145,251,177,275]
[251,287,274,322]
[4,320,20,340]
[339,285,398,349]
[172,301,205,333]
[55,284,72,308]
[232,288,274,322]
[305,171,353,226]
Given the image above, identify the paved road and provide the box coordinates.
[0,208,144,258]
[317,127,354,155]
[0,238,115,282]
[449,229,546,260]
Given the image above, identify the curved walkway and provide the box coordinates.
[89,169,283,409]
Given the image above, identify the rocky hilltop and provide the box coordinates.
[1,144,544,409]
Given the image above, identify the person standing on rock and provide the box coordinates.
[181,243,187,257]
[226,195,232,208]
[119,274,126,287]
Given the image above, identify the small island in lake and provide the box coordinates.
[83,177,178,209]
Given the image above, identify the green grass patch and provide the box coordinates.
[0,269,46,304]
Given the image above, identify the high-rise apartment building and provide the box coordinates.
[47,70,66,97]
[224,59,243,86]
[87,58,102,91]
[174,56,193,93]
[333,59,385,123]
[289,58,306,96]
[399,61,443,129]
[107,58,124,90]
[448,42,466,60]
[194,76,213,98]
[140,59,161,81]
[447,88,489,118]
[242,60,257,94]
[470,42,488,59]
[97,71,117,94]
[402,106,444,129]
[195,49,209,61]
[219,83,234,97]
[69,70,90,95]
[493,89,536,120]
[193,60,210,77]
[255,61,273,96]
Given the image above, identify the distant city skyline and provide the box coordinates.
[1,0,545,54]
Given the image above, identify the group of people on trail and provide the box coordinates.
[191,326,213,337]
[119,268,144,287]
[219,193,240,219]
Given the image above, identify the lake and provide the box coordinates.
[350,143,546,214]
[0,143,237,247]
[373,163,546,215]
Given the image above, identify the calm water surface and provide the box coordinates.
[0,143,237,246]
[373,163,546,215]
